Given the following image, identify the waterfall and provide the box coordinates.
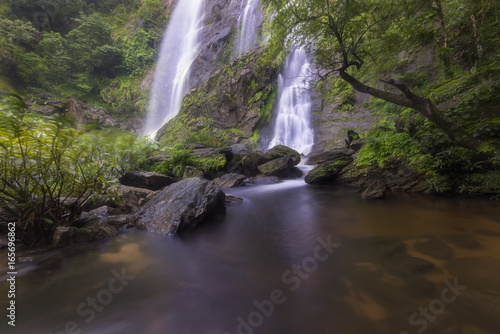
[144,0,205,137]
[237,0,259,56]
[268,50,314,155]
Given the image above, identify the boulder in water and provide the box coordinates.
[133,178,226,235]
[257,156,301,178]
[307,148,355,165]
[245,175,282,185]
[305,158,353,184]
[264,145,301,165]
[108,185,160,212]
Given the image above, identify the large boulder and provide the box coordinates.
[119,171,175,191]
[213,173,246,188]
[257,156,301,178]
[133,178,226,235]
[307,148,355,165]
[264,145,301,165]
[305,158,353,184]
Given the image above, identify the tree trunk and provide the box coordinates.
[338,69,482,151]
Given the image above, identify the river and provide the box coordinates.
[2,179,500,334]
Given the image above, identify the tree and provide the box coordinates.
[268,0,497,151]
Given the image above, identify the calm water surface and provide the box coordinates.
[1,180,500,334]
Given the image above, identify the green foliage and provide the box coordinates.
[154,144,196,178]
[355,123,432,172]
[0,94,154,245]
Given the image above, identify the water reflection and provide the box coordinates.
[2,183,500,334]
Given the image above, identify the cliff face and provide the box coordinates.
[155,0,377,152]
[156,48,279,147]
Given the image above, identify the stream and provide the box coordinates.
[2,178,500,334]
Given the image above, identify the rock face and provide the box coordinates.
[68,98,142,132]
[156,48,280,146]
[305,158,353,184]
[133,178,226,235]
[119,171,175,191]
[311,86,379,152]
[214,173,246,188]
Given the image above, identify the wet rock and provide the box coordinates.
[414,238,454,260]
[133,178,226,235]
[225,194,244,205]
[244,175,282,185]
[264,145,301,165]
[214,173,246,188]
[51,221,118,248]
[257,156,298,178]
[305,158,353,184]
[119,171,175,191]
[361,180,387,200]
[183,166,205,179]
[307,148,355,165]
[108,185,159,212]
[242,151,267,176]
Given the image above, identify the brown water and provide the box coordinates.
[1,181,500,334]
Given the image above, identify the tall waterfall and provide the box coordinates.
[237,0,259,56]
[268,50,314,155]
[144,0,204,137]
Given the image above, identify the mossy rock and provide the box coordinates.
[264,145,301,165]
[305,158,353,184]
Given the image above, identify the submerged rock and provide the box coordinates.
[214,173,246,188]
[133,178,226,235]
[361,180,387,200]
[305,158,353,184]
[119,171,175,191]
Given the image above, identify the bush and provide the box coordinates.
[0,94,155,245]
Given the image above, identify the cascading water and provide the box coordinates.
[144,0,204,137]
[237,0,259,56]
[268,50,314,155]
